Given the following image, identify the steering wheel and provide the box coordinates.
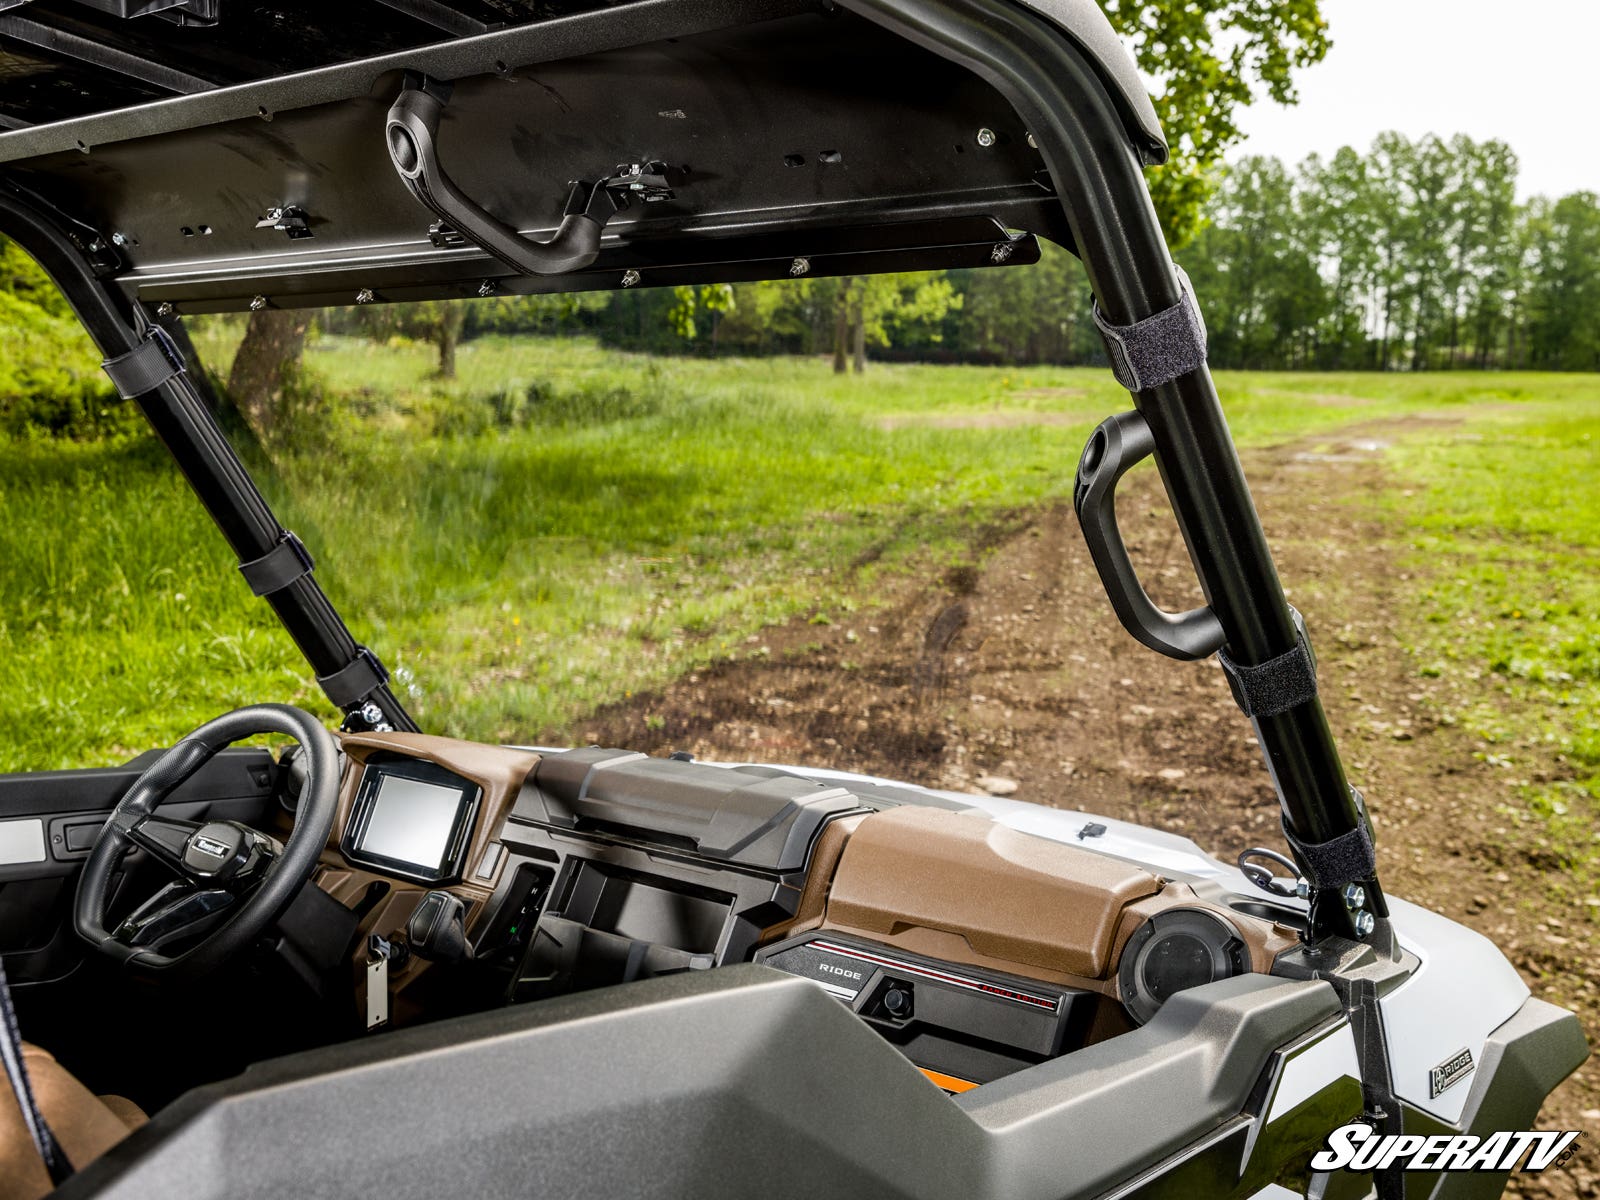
[74,704,339,980]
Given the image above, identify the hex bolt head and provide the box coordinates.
[990,241,1015,264]
[355,288,375,305]
[155,302,175,318]
[249,295,268,312]
[1353,910,1376,937]
[620,268,641,288]
[976,127,997,148]
[1342,883,1367,910]
[476,280,496,298]
[789,257,811,277]
[359,701,385,727]
[1294,879,1310,900]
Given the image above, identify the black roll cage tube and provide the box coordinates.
[0,181,418,736]
[0,0,1384,946]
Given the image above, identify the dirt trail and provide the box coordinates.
[569,419,1598,1197]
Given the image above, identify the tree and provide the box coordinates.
[352,300,469,378]
[226,308,313,440]
[1102,0,1331,248]
[824,275,963,372]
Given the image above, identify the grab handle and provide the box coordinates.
[385,74,626,277]
[1072,411,1225,661]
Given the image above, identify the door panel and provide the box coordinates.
[0,747,278,985]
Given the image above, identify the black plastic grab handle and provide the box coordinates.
[1072,410,1225,661]
[385,75,624,276]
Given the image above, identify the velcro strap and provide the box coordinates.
[101,327,185,399]
[1217,608,1319,718]
[317,647,389,709]
[1283,817,1376,891]
[238,533,314,597]
[1092,269,1207,393]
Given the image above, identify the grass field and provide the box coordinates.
[2,334,1596,816]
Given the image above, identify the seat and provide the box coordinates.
[1,1043,146,1200]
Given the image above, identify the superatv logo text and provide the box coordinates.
[1312,1124,1584,1173]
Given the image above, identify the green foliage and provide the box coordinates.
[1101,0,1330,247]
[1179,134,1599,371]
[0,238,130,439]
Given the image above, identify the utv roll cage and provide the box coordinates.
[0,0,1382,955]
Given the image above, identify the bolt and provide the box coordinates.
[1342,882,1367,910]
[990,241,1015,264]
[249,295,268,311]
[355,288,375,305]
[1295,879,1310,900]
[476,279,496,298]
[155,302,175,318]
[789,256,810,277]
[359,701,385,727]
[976,127,996,148]
[1026,131,1038,149]
[620,268,641,288]
[1353,909,1376,937]
[111,232,130,247]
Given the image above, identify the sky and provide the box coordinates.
[1230,0,1600,201]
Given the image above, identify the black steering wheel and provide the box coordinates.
[74,704,339,979]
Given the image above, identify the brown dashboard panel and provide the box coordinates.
[334,732,541,891]
[820,807,1163,980]
[308,733,543,1026]
[815,806,1301,995]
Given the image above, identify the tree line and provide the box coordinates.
[379,132,1598,376]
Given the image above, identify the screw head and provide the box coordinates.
[355,288,375,305]
[1026,131,1038,149]
[359,701,385,726]
[1342,882,1367,910]
[789,256,810,277]
[111,232,129,247]
[1295,879,1310,900]
[1353,909,1376,937]
[155,301,175,318]
[620,268,641,288]
[249,294,268,312]
[990,241,1015,264]
[476,279,496,298]
[976,127,997,148]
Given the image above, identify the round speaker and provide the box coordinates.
[1117,908,1249,1025]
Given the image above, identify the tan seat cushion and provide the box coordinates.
[0,1044,145,1200]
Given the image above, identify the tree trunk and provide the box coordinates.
[434,303,466,379]
[832,280,852,373]
[227,308,311,441]
[850,289,866,374]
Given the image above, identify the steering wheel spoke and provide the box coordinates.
[125,813,202,876]
[113,882,237,952]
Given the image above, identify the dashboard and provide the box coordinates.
[309,732,1303,1092]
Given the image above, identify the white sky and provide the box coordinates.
[1229,0,1600,201]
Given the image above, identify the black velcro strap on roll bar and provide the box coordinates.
[1217,607,1319,719]
[238,532,315,597]
[100,327,186,399]
[316,647,389,710]
[1092,267,1208,393]
[1283,816,1376,891]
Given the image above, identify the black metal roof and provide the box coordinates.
[0,0,1165,310]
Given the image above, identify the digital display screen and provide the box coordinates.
[356,774,467,871]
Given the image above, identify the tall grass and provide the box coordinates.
[2,333,1594,772]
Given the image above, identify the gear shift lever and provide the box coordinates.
[405,890,471,964]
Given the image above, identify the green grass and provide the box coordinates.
[3,333,1596,786]
[1379,406,1600,886]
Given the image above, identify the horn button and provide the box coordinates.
[183,822,250,878]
